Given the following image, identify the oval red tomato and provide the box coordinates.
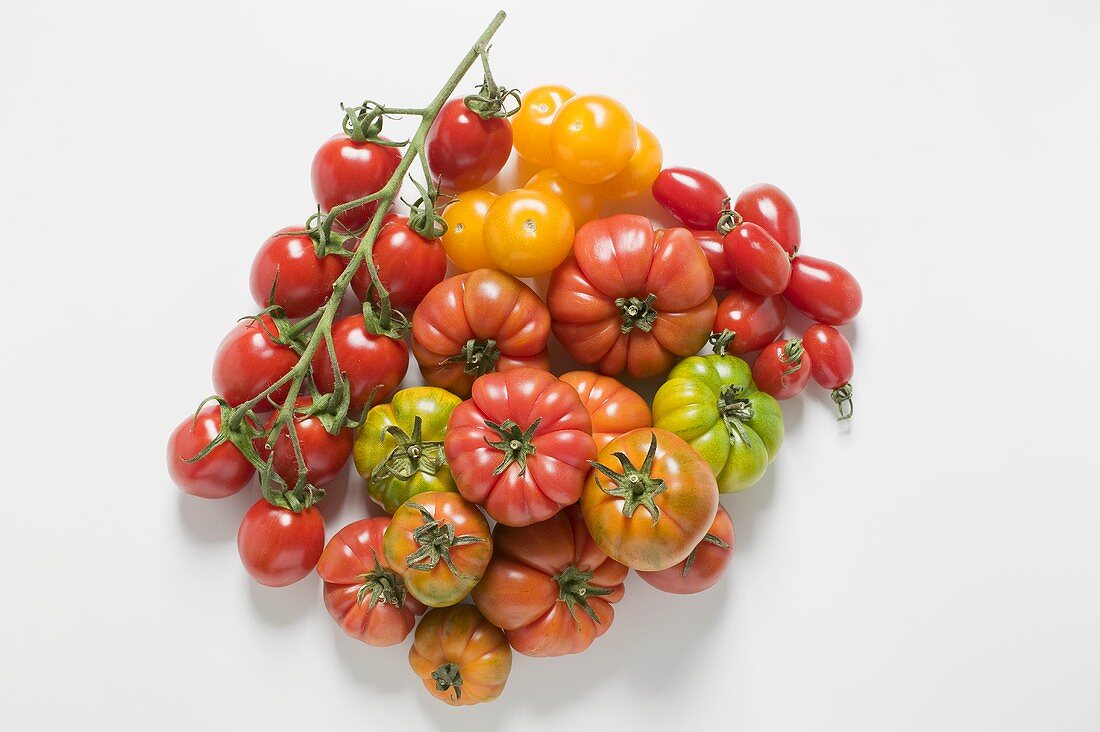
[636,505,734,594]
[249,227,345,318]
[352,214,448,313]
[257,397,353,488]
[212,315,299,409]
[167,404,255,499]
[803,323,855,419]
[426,98,512,191]
[785,255,863,325]
[752,338,812,400]
[237,498,325,587]
[310,314,409,412]
[722,222,791,296]
[734,183,800,256]
[652,168,728,230]
[712,287,787,355]
[694,229,738,291]
[311,134,402,233]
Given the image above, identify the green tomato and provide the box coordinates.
[353,387,462,514]
[652,354,783,493]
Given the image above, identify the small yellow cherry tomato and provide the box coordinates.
[441,189,497,271]
[549,94,637,185]
[483,189,575,278]
[595,124,663,201]
[512,85,575,168]
[525,168,602,227]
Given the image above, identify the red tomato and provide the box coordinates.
[310,314,409,412]
[317,517,426,646]
[257,397,353,488]
[249,227,344,318]
[734,183,800,256]
[652,168,728,230]
[694,229,738,291]
[559,371,652,451]
[785,255,863,325]
[237,498,325,587]
[212,315,299,409]
[722,222,792,296]
[471,506,628,657]
[752,339,812,400]
[636,505,734,594]
[311,134,402,233]
[351,214,448,312]
[444,369,596,527]
[803,323,855,419]
[167,404,254,499]
[712,287,787,355]
[426,99,512,191]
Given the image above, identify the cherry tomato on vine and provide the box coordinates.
[483,189,575,277]
[652,167,728,230]
[559,371,652,451]
[512,84,575,167]
[257,397,354,488]
[722,221,792,296]
[734,183,800,256]
[249,227,344,319]
[784,255,863,325]
[803,323,855,419]
[713,286,788,355]
[549,94,637,184]
[637,505,734,595]
[525,168,601,227]
[694,230,738,291]
[351,214,448,312]
[311,134,402,233]
[426,98,512,191]
[409,604,512,706]
[752,339,812,400]
[212,315,299,409]
[237,498,325,587]
[310,314,409,412]
[167,404,254,499]
[595,124,662,201]
[441,189,497,271]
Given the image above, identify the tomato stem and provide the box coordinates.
[588,433,668,524]
[614,293,658,333]
[483,418,541,477]
[831,383,854,421]
[404,502,487,580]
[552,565,613,624]
[444,338,501,376]
[431,663,464,700]
[370,417,447,483]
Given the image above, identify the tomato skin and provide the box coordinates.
[444,368,597,527]
[471,506,627,657]
[257,397,354,488]
[652,168,728,230]
[549,94,637,184]
[237,499,325,587]
[723,222,792,296]
[441,189,497,271]
[212,315,299,409]
[595,124,663,201]
[426,99,512,191]
[351,214,448,312]
[249,227,344,318]
[803,324,854,389]
[694,229,738,291]
[559,371,652,451]
[513,85,575,168]
[525,168,602,227]
[734,183,800,256]
[310,315,408,412]
[311,134,402,232]
[753,339,813,400]
[409,604,512,706]
[167,405,254,499]
[713,287,788,355]
[784,255,863,325]
[483,189,575,277]
[637,505,734,594]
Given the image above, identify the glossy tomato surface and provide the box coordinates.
[549,94,636,184]
[637,505,734,594]
[352,214,448,312]
[559,371,652,451]
[426,99,512,191]
[211,315,299,409]
[249,226,344,318]
[441,189,497,271]
[311,134,402,232]
[167,404,254,499]
[237,499,325,587]
[525,168,602,227]
[595,124,663,201]
[752,339,813,400]
[694,229,738,290]
[713,287,788,355]
[512,85,575,167]
[802,323,854,389]
[784,255,863,325]
[734,183,800,256]
[409,604,512,706]
[652,167,728,230]
[483,189,575,277]
[310,314,408,412]
[722,222,792,296]
[257,397,353,488]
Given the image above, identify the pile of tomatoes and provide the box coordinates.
[168,56,861,706]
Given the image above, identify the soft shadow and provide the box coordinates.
[177,485,256,543]
[723,467,778,555]
[332,625,412,696]
[246,573,320,626]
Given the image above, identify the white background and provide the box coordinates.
[2,1,1098,729]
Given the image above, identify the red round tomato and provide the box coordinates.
[445,368,596,527]
[785,255,863,325]
[734,183,800,256]
[317,517,426,646]
[722,222,791,296]
[712,287,787,355]
[548,215,717,378]
[636,505,734,594]
[803,323,855,419]
[167,404,254,499]
[471,506,627,657]
[351,214,448,313]
[652,168,728,230]
[752,339,812,400]
[237,498,325,587]
[311,134,402,233]
[426,99,512,191]
[694,229,738,291]
[558,371,652,451]
[257,397,353,488]
[310,314,409,412]
[249,227,344,318]
[212,315,299,409]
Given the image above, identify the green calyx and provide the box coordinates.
[779,339,806,382]
[682,532,733,577]
[483,418,541,477]
[709,329,736,356]
[432,663,464,700]
[552,565,613,625]
[589,433,668,524]
[406,178,450,239]
[404,502,486,579]
[463,44,521,119]
[357,548,408,610]
[832,383,854,421]
[717,384,755,444]
[341,100,406,146]
[715,197,743,235]
[444,338,501,376]
[371,416,447,483]
[614,293,658,333]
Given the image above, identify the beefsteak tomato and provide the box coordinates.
[559,371,651,451]
[409,604,512,706]
[637,505,734,594]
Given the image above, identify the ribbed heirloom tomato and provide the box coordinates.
[212,315,299,409]
[548,215,717,378]
[549,94,637,184]
[426,98,512,191]
[444,368,596,527]
[409,604,512,706]
[311,133,402,233]
[559,371,652,451]
[440,189,497,271]
[713,286,788,355]
[256,397,354,488]
[637,505,734,594]
[249,227,345,318]
[483,189,575,277]
[167,404,255,499]
[237,499,325,587]
[310,313,408,412]
[512,85,574,167]
[471,506,628,657]
[351,214,448,312]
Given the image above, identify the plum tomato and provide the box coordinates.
[212,315,299,409]
[694,229,738,290]
[311,134,402,233]
[722,221,792,296]
[549,94,637,184]
[752,339,812,400]
[595,124,662,201]
[802,323,855,419]
[483,189,575,277]
[256,397,353,488]
[512,85,575,167]
[712,287,788,355]
[733,183,800,256]
[426,98,512,191]
[249,226,344,318]
[652,167,728,230]
[237,498,325,587]
[167,404,254,499]
[441,189,497,271]
[784,255,863,325]
[309,314,409,412]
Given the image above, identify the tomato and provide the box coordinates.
[411,269,551,397]
[426,98,512,191]
[383,491,492,607]
[803,323,855,419]
[351,214,448,312]
[212,314,299,409]
[595,124,662,201]
[784,255,863,325]
[722,222,792,296]
[652,167,728,230]
[547,215,717,378]
[317,517,426,646]
[637,505,734,594]
[525,168,602,227]
[444,368,596,527]
[733,183,800,256]
[512,85,575,167]
[653,354,783,492]
[581,428,718,571]
[440,189,497,271]
[559,371,651,451]
[753,339,812,400]
[713,286,788,355]
[237,498,325,587]
[257,397,354,488]
[694,229,738,290]
[353,387,462,514]
[310,314,408,412]
[167,404,255,499]
[549,94,637,184]
[482,189,575,277]
[409,604,512,706]
[471,506,627,657]
[311,134,402,233]
[249,227,344,318]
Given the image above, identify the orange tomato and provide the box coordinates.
[512,84,575,167]
[409,604,512,706]
[549,94,636,184]
[483,189,575,277]
[440,189,497,271]
[596,123,663,200]
[525,168,602,227]
[559,371,652,450]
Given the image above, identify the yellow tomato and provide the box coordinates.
[512,85,575,168]
[483,189,575,278]
[525,168,602,227]
[441,189,497,271]
[595,124,663,200]
[549,94,637,185]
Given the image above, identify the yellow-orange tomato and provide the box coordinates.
[512,85,575,168]
[483,189,575,277]
[549,94,636,185]
[409,604,512,706]
[525,168,602,227]
[596,124,663,200]
[440,189,497,271]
